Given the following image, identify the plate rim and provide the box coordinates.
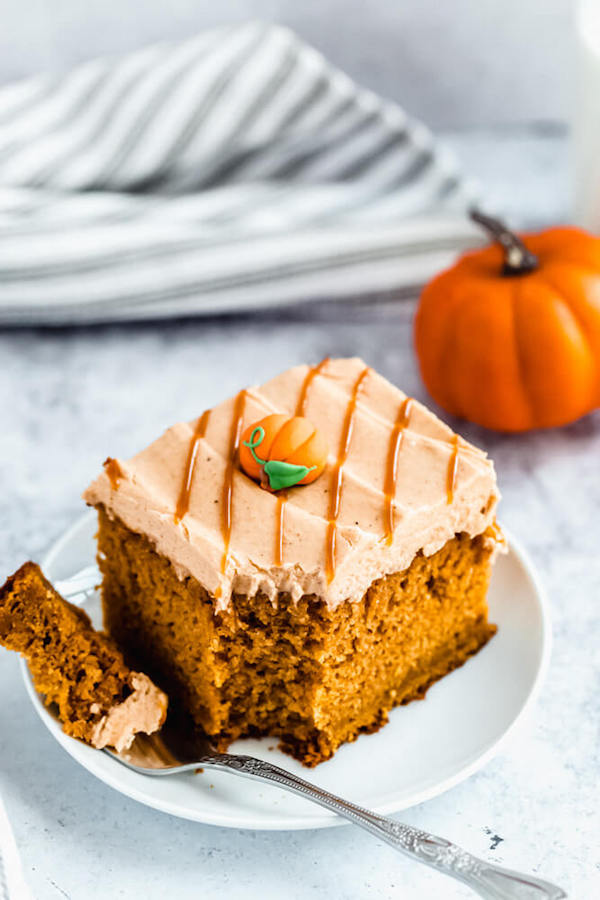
[22,510,552,831]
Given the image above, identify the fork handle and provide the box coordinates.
[203,754,565,899]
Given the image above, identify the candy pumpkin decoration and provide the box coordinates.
[240,414,328,491]
[415,210,600,431]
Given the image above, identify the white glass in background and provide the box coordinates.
[574,0,600,232]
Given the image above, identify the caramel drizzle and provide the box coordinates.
[446,434,460,504]
[174,409,211,523]
[103,457,124,489]
[383,396,413,545]
[325,366,370,582]
[274,358,330,567]
[296,357,330,416]
[274,494,286,567]
[490,520,503,541]
[215,389,247,599]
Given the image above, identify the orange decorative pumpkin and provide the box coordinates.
[239,414,328,491]
[415,211,600,432]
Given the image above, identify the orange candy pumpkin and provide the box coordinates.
[415,211,600,432]
[239,414,328,491]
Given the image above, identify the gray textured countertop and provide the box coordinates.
[1,130,598,899]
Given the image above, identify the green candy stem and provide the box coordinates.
[242,425,267,466]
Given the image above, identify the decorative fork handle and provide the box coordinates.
[200,755,566,899]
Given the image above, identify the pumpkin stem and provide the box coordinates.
[242,426,267,466]
[470,209,538,276]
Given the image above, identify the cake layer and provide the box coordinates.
[0,562,167,751]
[96,510,496,765]
[84,357,501,610]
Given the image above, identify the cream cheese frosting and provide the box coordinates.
[90,673,168,753]
[83,357,502,611]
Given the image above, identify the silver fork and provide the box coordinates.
[106,728,566,900]
[60,568,565,897]
[56,564,100,605]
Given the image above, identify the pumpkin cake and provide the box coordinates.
[0,562,167,752]
[83,357,503,766]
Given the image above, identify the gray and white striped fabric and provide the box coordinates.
[0,22,480,326]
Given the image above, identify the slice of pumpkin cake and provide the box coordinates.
[0,562,167,752]
[83,357,503,766]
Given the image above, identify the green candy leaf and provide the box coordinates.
[263,459,315,491]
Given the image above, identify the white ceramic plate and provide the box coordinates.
[22,511,551,831]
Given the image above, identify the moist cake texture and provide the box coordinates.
[0,562,167,752]
[84,357,503,765]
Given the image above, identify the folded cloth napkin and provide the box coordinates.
[0,22,480,325]
[0,793,32,900]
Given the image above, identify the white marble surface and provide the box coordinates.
[1,130,599,899]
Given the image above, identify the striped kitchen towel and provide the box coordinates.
[0,22,480,325]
